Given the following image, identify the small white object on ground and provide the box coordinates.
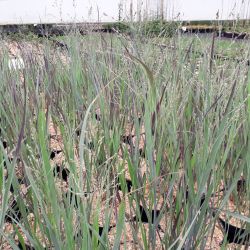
[181,26,187,32]
[8,57,25,70]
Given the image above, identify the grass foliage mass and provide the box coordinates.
[0,24,250,249]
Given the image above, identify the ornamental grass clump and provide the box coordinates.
[0,26,249,249]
